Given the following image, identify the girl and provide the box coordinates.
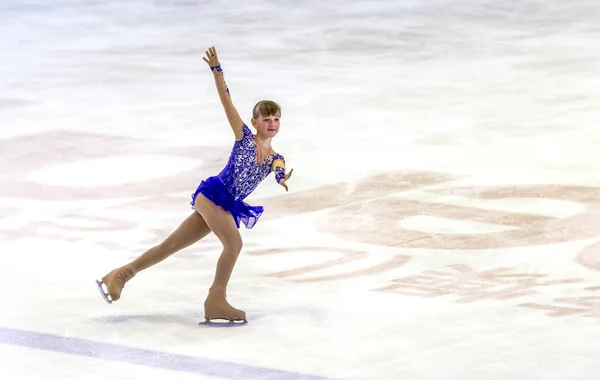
[96,46,293,324]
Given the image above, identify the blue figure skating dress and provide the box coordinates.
[190,124,284,229]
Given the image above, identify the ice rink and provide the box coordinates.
[2,0,600,379]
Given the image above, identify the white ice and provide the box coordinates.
[2,1,600,379]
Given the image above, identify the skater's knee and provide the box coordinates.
[231,237,243,255]
[224,236,243,255]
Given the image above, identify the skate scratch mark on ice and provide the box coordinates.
[0,326,338,380]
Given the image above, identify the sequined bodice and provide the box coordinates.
[216,124,283,201]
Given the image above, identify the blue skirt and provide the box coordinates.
[190,176,263,229]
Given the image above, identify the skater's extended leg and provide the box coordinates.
[129,211,211,272]
[99,212,211,302]
[194,193,245,321]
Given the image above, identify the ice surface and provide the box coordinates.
[2,1,600,379]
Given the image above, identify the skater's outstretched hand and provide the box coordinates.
[203,46,220,67]
[278,168,293,192]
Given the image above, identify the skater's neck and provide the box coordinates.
[254,134,273,151]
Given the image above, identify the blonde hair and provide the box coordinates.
[253,100,281,119]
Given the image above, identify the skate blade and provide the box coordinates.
[199,318,248,327]
[95,280,113,304]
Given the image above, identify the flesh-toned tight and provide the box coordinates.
[104,192,245,320]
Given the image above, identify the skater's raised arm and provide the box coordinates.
[203,46,244,140]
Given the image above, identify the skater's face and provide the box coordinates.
[252,112,280,138]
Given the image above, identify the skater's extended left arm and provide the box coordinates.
[203,46,245,141]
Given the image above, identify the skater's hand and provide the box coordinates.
[203,46,220,68]
[278,168,293,192]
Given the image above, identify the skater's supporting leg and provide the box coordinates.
[99,211,211,302]
[193,193,245,321]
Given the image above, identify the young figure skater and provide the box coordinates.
[96,46,293,324]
